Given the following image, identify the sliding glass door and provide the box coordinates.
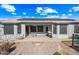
[30,26,44,32]
[37,26,43,32]
[30,26,36,32]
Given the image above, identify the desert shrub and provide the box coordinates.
[53,51,61,55]
[0,41,14,54]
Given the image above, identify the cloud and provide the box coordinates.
[44,7,58,13]
[68,6,79,12]
[40,13,47,16]
[46,15,59,18]
[46,14,68,19]
[68,14,72,16]
[60,14,68,19]
[36,7,43,13]
[68,10,72,12]
[11,13,16,15]
[36,7,58,15]
[23,12,26,15]
[72,6,79,12]
[0,4,16,13]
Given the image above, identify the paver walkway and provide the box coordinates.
[10,35,61,55]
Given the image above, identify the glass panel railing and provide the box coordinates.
[73,34,79,45]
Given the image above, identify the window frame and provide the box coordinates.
[74,24,79,33]
[4,24,14,35]
[53,24,57,34]
[17,24,21,34]
[60,24,67,34]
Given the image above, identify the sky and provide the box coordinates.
[0,4,79,20]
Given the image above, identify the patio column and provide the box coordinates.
[57,25,60,37]
[36,25,38,32]
[0,24,4,36]
[29,26,30,34]
[52,24,53,37]
[0,24,4,40]
[21,24,26,37]
[14,24,17,36]
[43,26,46,33]
[68,24,74,37]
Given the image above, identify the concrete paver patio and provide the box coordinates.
[10,36,61,55]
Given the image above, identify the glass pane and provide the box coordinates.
[31,26,36,32]
[60,24,67,34]
[17,24,21,34]
[4,24,14,34]
[74,35,79,44]
[74,25,79,33]
[38,26,43,32]
[53,25,57,34]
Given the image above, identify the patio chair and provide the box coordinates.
[47,31,52,38]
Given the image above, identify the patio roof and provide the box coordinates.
[17,18,75,21]
[0,18,79,24]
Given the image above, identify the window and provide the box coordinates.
[17,24,21,34]
[4,24,14,35]
[74,24,79,33]
[53,24,57,34]
[38,26,43,32]
[31,26,36,32]
[60,24,67,34]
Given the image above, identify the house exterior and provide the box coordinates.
[0,18,79,40]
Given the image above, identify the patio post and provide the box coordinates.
[43,26,46,33]
[52,24,53,38]
[57,25,60,38]
[36,25,38,32]
[72,34,74,46]
[0,24,4,36]
[21,24,26,37]
[29,26,30,34]
[14,24,17,36]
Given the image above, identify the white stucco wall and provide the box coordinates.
[14,24,17,35]
[0,24,22,40]
[52,24,74,39]
[68,24,74,38]
[53,24,69,39]
[0,24,4,36]
[0,23,75,40]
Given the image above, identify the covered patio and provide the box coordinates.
[24,24,52,36]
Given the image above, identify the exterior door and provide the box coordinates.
[26,26,29,35]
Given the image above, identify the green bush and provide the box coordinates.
[53,51,61,55]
